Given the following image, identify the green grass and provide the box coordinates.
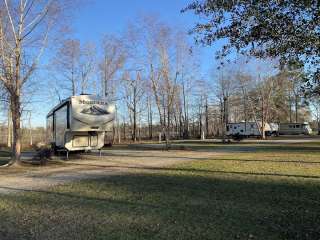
[129,140,320,153]
[171,140,320,152]
[1,143,320,239]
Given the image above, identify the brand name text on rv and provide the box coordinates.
[79,100,108,105]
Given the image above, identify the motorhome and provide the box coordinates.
[226,121,273,138]
[46,95,115,152]
[279,123,312,135]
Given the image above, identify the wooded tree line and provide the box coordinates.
[47,16,203,145]
[46,16,317,143]
[0,0,319,164]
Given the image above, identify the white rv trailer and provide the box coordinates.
[269,123,279,135]
[279,123,312,135]
[226,122,273,138]
[46,95,115,151]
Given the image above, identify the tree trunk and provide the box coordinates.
[150,112,153,140]
[205,98,209,138]
[7,107,12,148]
[165,106,171,150]
[116,108,121,144]
[10,93,22,165]
[243,92,247,133]
[261,96,266,139]
[123,122,126,141]
[289,97,292,122]
[133,85,138,142]
[295,95,299,123]
[199,113,202,139]
[133,103,137,142]
[222,97,228,142]
[179,112,183,139]
[182,80,189,139]
[147,98,153,140]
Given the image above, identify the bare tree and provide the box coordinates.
[287,69,304,123]
[79,42,96,94]
[175,34,198,139]
[137,17,196,147]
[100,35,126,100]
[214,69,235,141]
[146,89,153,140]
[191,78,210,139]
[0,0,72,164]
[53,39,96,97]
[255,76,275,139]
[122,70,145,142]
[53,39,81,96]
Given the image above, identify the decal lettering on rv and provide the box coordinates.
[79,100,108,105]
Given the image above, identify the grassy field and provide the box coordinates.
[165,140,320,152]
[0,142,320,239]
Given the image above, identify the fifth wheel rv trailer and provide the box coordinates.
[279,123,312,135]
[226,122,274,138]
[46,95,115,152]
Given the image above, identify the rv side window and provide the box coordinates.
[251,124,254,128]
[296,125,300,128]
[226,126,229,131]
[234,126,237,129]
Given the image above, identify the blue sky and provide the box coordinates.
[27,0,218,127]
[71,0,216,70]
[73,0,197,40]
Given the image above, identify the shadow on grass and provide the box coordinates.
[175,145,320,153]
[173,139,320,144]
[128,143,320,153]
[45,162,320,180]
[71,151,320,165]
[0,172,320,240]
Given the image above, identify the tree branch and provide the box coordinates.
[4,0,18,43]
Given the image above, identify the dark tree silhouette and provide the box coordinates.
[183,1,320,95]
